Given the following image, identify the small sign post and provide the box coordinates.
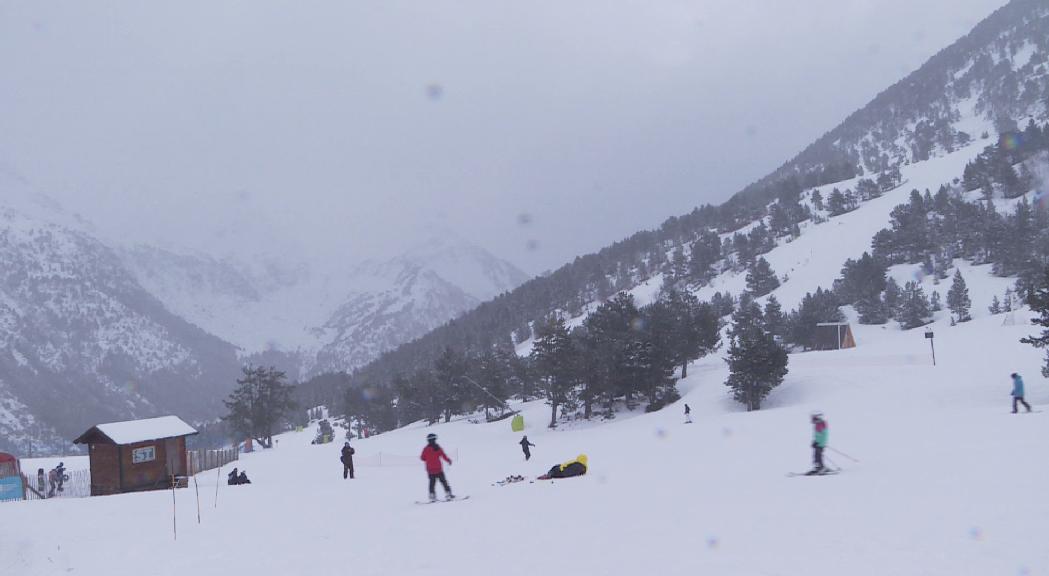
[925,330,936,366]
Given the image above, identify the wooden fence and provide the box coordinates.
[20,469,92,501]
[185,447,239,477]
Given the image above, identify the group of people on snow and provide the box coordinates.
[324,372,1034,496]
[227,467,251,485]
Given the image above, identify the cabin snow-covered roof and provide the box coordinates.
[74,416,198,445]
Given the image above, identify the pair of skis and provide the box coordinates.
[415,495,470,505]
[786,468,841,477]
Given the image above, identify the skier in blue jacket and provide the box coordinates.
[1011,373,1032,413]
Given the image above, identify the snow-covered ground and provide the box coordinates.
[2,304,1047,575]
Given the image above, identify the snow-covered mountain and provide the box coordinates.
[118,231,528,376]
[0,203,241,454]
[309,237,529,376]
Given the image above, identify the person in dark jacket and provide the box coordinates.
[1011,373,1032,413]
[520,436,535,460]
[238,471,251,484]
[341,442,356,479]
[685,403,692,424]
[420,433,454,501]
[538,454,588,479]
[228,467,240,485]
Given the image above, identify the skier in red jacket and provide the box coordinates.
[420,433,455,501]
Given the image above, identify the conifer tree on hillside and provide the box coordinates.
[898,282,933,329]
[724,302,788,412]
[746,257,781,297]
[811,189,824,212]
[1020,268,1049,377]
[531,316,579,428]
[989,295,1002,315]
[763,295,787,338]
[827,188,848,216]
[786,288,843,350]
[884,278,903,318]
[834,252,888,325]
[223,366,297,449]
[930,290,942,312]
[946,270,972,323]
[657,289,720,379]
[434,347,471,423]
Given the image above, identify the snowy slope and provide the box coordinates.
[2,307,1047,576]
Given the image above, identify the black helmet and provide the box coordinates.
[1011,373,1018,378]
[426,433,437,441]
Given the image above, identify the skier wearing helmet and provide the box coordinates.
[808,412,828,475]
[420,433,454,501]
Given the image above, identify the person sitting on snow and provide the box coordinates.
[538,454,588,479]
[238,470,251,484]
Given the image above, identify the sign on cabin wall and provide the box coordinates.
[132,446,156,464]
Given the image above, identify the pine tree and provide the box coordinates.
[724,302,788,411]
[884,278,903,318]
[763,295,786,338]
[434,347,471,423]
[898,282,933,329]
[746,257,781,297]
[811,189,824,212]
[531,316,579,427]
[1020,267,1049,377]
[223,366,298,449]
[930,290,942,312]
[988,295,1002,315]
[946,270,972,323]
[827,188,848,216]
[1003,287,1015,312]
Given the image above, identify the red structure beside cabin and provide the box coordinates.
[73,416,197,496]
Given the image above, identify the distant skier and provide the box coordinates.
[685,403,692,424]
[520,436,535,461]
[228,467,240,485]
[238,470,251,485]
[807,412,828,475]
[341,441,356,479]
[1011,373,1032,413]
[420,433,454,501]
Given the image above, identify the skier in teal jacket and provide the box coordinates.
[808,412,829,474]
[1011,373,1032,413]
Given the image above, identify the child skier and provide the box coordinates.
[520,436,535,460]
[685,403,692,424]
[808,412,828,475]
[1011,373,1032,413]
[420,433,454,501]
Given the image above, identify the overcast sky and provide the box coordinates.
[0,0,1009,276]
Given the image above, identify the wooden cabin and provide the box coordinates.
[73,415,197,496]
[814,322,857,351]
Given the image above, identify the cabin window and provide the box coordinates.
[132,446,156,464]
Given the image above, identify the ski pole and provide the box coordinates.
[828,446,860,463]
[825,454,842,472]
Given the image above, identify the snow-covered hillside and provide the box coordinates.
[3,306,1047,575]
[0,204,241,454]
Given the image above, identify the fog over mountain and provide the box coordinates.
[0,0,1007,276]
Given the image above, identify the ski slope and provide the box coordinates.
[2,305,1048,576]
